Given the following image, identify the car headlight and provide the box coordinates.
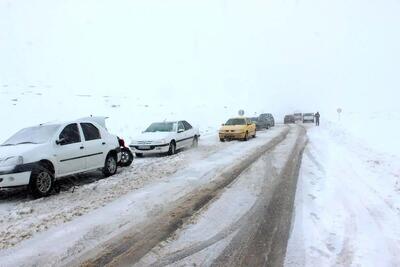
[0,156,23,172]
[158,139,167,144]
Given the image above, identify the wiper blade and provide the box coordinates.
[15,142,38,145]
[1,144,14,146]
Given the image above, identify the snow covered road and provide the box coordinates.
[285,124,400,267]
[0,125,304,267]
[130,125,307,267]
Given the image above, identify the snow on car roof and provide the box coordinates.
[37,116,108,128]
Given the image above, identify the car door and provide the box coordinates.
[176,121,187,149]
[183,121,195,147]
[56,123,86,176]
[80,122,106,170]
[246,118,256,135]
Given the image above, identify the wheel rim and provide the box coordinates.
[107,157,117,173]
[121,151,129,163]
[36,172,52,193]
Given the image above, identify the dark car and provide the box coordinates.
[284,115,295,124]
[250,117,268,130]
[302,113,315,123]
[294,113,303,122]
[259,113,275,128]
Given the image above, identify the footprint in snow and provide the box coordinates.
[308,193,317,200]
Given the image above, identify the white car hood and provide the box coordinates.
[133,132,173,142]
[0,144,42,159]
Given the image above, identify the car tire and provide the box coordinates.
[29,164,54,198]
[135,153,144,158]
[119,147,133,167]
[243,132,249,141]
[192,136,199,148]
[103,153,118,177]
[252,131,256,138]
[167,141,176,155]
[220,138,225,142]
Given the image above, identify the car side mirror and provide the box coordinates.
[221,123,225,126]
[56,138,66,145]
[178,128,185,133]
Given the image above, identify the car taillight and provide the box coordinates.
[118,138,125,147]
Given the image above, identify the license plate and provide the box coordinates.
[138,145,151,149]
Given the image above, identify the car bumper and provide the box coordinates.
[0,171,31,188]
[219,132,246,140]
[130,144,170,154]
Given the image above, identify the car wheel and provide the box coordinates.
[119,147,133,167]
[29,165,54,198]
[103,153,118,177]
[220,138,225,142]
[135,153,144,158]
[253,131,256,138]
[243,132,249,141]
[167,141,176,155]
[192,136,199,148]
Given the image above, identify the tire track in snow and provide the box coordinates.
[79,128,292,267]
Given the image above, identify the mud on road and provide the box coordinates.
[79,125,307,267]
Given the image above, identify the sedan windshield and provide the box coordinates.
[145,122,175,132]
[2,125,61,146]
[225,118,246,125]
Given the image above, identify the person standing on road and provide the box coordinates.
[315,112,320,126]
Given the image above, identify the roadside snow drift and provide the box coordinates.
[285,122,400,267]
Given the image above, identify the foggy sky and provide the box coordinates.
[1,0,400,118]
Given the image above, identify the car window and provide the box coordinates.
[59,124,81,145]
[81,123,101,141]
[145,122,175,132]
[225,118,246,125]
[183,121,192,130]
[2,124,60,146]
[178,121,185,132]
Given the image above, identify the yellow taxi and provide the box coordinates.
[219,117,256,142]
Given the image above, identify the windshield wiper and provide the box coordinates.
[15,142,38,145]
[1,143,14,146]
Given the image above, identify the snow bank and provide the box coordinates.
[285,121,400,267]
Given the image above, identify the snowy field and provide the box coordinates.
[285,114,400,267]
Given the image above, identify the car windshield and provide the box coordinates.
[225,118,246,125]
[145,122,176,132]
[2,125,61,146]
[304,113,314,116]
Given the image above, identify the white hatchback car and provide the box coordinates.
[0,117,121,198]
[130,121,200,157]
